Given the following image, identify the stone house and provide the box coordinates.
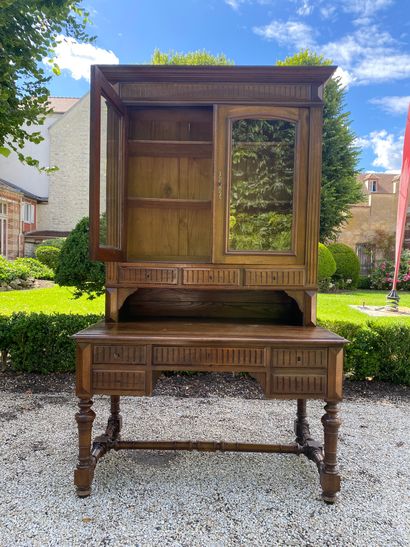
[337,173,406,273]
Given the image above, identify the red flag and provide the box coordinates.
[392,104,410,291]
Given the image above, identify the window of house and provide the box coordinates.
[0,201,7,257]
[23,203,35,224]
[370,180,377,192]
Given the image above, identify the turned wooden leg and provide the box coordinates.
[74,398,96,498]
[107,395,122,441]
[294,399,311,445]
[320,401,341,503]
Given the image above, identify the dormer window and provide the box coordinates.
[370,180,377,192]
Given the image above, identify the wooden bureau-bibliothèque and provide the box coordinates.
[74,65,347,502]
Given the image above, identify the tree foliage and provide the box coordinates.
[55,217,105,299]
[277,50,363,242]
[150,49,234,66]
[0,0,92,168]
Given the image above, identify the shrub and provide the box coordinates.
[1,312,102,373]
[318,243,337,285]
[55,216,105,299]
[318,320,410,385]
[370,249,410,290]
[328,243,360,288]
[0,311,408,384]
[39,237,66,249]
[13,258,54,280]
[357,275,371,289]
[35,245,61,271]
[0,256,30,284]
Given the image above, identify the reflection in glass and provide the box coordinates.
[99,97,122,248]
[228,118,296,252]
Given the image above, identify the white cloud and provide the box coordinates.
[225,0,271,9]
[253,20,315,49]
[225,0,242,9]
[297,1,313,16]
[320,5,336,19]
[333,66,354,88]
[370,96,410,115]
[341,0,394,19]
[48,35,119,81]
[358,130,404,172]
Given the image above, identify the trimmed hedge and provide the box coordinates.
[318,243,337,281]
[328,243,360,287]
[35,245,61,271]
[319,320,410,385]
[1,313,102,373]
[0,312,408,385]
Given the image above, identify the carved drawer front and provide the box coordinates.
[183,268,240,286]
[153,346,264,367]
[272,348,327,368]
[271,373,327,395]
[119,267,178,284]
[93,345,146,364]
[92,365,146,393]
[244,269,304,287]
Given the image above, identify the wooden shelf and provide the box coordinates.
[127,197,212,209]
[128,139,212,158]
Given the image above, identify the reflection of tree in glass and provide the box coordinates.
[229,119,295,251]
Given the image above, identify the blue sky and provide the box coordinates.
[46,0,410,173]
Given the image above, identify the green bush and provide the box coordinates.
[318,243,337,281]
[1,312,102,373]
[55,216,105,299]
[35,245,61,271]
[0,256,30,284]
[39,237,66,249]
[0,311,408,384]
[357,275,372,289]
[328,243,360,287]
[370,249,410,290]
[13,258,54,280]
[319,320,410,385]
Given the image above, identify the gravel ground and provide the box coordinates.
[0,376,409,546]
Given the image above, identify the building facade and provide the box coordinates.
[0,178,44,259]
[337,173,405,273]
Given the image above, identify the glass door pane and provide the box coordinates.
[99,96,122,249]
[228,118,296,253]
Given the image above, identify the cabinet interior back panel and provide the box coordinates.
[128,157,212,200]
[127,207,211,261]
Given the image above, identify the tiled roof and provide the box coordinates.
[0,177,47,202]
[359,173,399,194]
[24,230,70,238]
[48,97,80,114]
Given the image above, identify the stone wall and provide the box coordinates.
[37,94,90,232]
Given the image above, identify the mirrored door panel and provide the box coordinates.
[214,106,308,265]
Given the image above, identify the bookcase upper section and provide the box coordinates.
[89,65,335,290]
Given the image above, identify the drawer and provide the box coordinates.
[119,267,178,284]
[271,373,327,395]
[153,346,264,367]
[93,345,146,364]
[244,269,305,287]
[183,268,240,286]
[272,348,327,368]
[92,365,146,393]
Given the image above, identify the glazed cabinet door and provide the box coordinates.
[89,66,127,261]
[213,105,309,265]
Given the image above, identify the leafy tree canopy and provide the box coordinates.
[277,50,364,242]
[0,0,92,169]
[150,48,234,66]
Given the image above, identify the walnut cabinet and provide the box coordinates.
[74,65,347,503]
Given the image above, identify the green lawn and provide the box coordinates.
[317,290,410,324]
[0,286,409,324]
[0,285,104,316]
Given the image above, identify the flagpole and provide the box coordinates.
[387,104,410,311]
